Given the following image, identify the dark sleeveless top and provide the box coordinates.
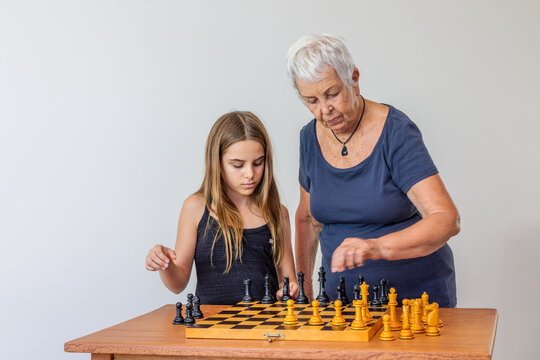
[194,207,279,305]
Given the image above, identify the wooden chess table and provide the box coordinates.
[64,304,498,360]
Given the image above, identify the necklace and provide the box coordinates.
[330,95,366,156]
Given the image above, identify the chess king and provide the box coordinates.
[145,111,299,304]
[288,34,460,306]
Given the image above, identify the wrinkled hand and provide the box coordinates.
[276,281,300,300]
[331,238,381,272]
[145,244,177,271]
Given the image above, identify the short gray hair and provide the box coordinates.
[286,34,356,91]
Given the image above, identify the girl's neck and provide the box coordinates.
[226,190,254,210]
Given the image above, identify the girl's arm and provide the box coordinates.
[145,194,204,293]
[276,204,299,299]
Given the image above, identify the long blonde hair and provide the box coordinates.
[197,111,284,273]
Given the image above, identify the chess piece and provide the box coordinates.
[360,299,373,325]
[339,276,349,305]
[379,279,389,305]
[283,299,298,325]
[425,302,441,336]
[411,299,426,334]
[388,288,401,331]
[360,281,369,304]
[261,273,276,304]
[308,299,323,325]
[296,271,309,304]
[172,302,184,325]
[242,279,253,303]
[357,273,365,290]
[331,299,346,327]
[183,301,195,325]
[316,266,330,304]
[281,276,292,302]
[350,300,367,330]
[192,295,203,319]
[399,299,415,340]
[378,314,395,341]
[371,285,382,307]
[353,284,360,301]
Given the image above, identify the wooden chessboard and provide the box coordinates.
[185,301,388,341]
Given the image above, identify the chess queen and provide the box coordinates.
[288,34,460,307]
[145,111,299,304]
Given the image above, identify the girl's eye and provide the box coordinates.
[254,161,264,167]
[233,164,243,169]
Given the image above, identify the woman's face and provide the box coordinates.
[296,66,361,136]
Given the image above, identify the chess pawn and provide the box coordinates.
[350,300,367,330]
[331,299,347,327]
[308,300,323,325]
[425,302,441,336]
[399,299,415,340]
[172,302,184,325]
[388,288,401,331]
[283,299,298,326]
[183,302,195,325]
[411,299,426,334]
[379,314,395,341]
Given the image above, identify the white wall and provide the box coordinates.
[1,1,539,359]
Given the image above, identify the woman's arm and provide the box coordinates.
[331,174,460,272]
[147,194,203,293]
[294,186,322,300]
[276,204,299,299]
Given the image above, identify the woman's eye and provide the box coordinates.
[254,161,264,167]
[233,164,243,169]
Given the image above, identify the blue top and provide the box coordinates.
[299,105,456,307]
[194,207,279,305]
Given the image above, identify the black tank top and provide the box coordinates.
[194,207,279,304]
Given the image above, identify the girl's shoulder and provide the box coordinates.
[181,193,207,225]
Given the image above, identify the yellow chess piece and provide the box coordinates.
[350,300,367,330]
[309,300,323,326]
[425,302,441,336]
[378,314,395,341]
[411,299,426,334]
[421,292,429,324]
[399,299,415,340]
[283,299,298,326]
[388,288,401,331]
[360,281,369,304]
[331,299,347,327]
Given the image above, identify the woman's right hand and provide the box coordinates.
[145,244,177,271]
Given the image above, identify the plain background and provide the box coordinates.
[1,0,539,359]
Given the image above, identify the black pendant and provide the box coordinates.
[341,145,348,156]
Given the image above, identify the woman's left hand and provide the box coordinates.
[276,281,300,300]
[330,237,382,272]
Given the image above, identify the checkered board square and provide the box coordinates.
[184,301,388,342]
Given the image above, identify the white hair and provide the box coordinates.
[286,34,356,92]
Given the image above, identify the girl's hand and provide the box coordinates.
[276,281,300,300]
[145,244,177,271]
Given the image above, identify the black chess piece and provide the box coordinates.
[242,279,253,303]
[316,266,330,304]
[339,276,349,305]
[353,284,360,301]
[371,285,382,307]
[172,302,184,325]
[379,279,389,305]
[261,273,275,304]
[296,271,309,304]
[336,285,344,302]
[358,273,365,287]
[184,301,195,325]
[192,295,203,319]
[281,276,292,302]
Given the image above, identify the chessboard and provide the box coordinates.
[185,301,388,342]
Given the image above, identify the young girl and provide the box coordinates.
[145,111,298,304]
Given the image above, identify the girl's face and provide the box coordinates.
[221,140,265,199]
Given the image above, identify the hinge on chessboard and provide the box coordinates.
[263,332,286,342]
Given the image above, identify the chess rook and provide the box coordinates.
[242,279,253,303]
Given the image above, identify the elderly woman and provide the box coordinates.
[287,34,460,307]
